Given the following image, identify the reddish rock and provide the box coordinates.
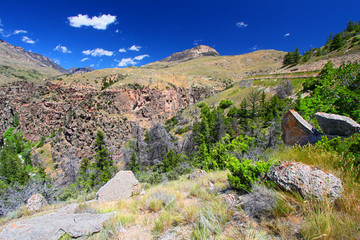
[281,110,317,146]
[267,161,343,200]
[26,193,48,211]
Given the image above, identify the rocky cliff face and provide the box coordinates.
[160,45,220,62]
[0,81,214,186]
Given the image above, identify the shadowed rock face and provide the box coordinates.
[267,161,343,200]
[160,45,220,62]
[281,110,318,146]
[315,112,360,136]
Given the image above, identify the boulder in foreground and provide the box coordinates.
[267,161,343,200]
[96,171,141,202]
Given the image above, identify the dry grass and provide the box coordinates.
[271,144,360,240]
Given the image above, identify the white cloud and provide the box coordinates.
[81,58,90,62]
[236,21,248,28]
[90,64,95,67]
[134,54,149,61]
[53,58,60,64]
[22,36,35,44]
[82,48,114,57]
[118,48,126,53]
[117,58,136,67]
[116,54,150,67]
[68,14,116,30]
[13,30,27,35]
[54,44,71,54]
[128,45,141,51]
[284,33,290,37]
[115,29,120,33]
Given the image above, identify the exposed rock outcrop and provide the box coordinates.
[267,161,343,200]
[315,112,360,136]
[0,203,114,240]
[26,194,48,212]
[160,45,219,62]
[96,171,141,202]
[281,110,320,146]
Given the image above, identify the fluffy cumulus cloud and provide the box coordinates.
[236,21,248,28]
[128,45,141,51]
[68,14,116,30]
[284,33,290,37]
[54,44,71,54]
[117,58,136,67]
[116,54,150,67]
[118,48,126,53]
[81,58,90,62]
[22,36,35,44]
[82,48,114,57]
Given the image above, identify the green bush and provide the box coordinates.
[227,158,276,192]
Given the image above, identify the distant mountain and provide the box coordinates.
[160,45,220,62]
[68,67,95,74]
[0,39,67,84]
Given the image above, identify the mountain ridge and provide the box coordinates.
[160,45,220,62]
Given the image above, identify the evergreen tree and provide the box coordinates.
[90,130,115,187]
[330,33,344,51]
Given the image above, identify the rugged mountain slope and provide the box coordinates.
[160,45,219,62]
[0,46,286,186]
[68,67,94,74]
[0,39,67,84]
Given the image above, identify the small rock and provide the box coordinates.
[26,193,48,211]
[267,161,343,200]
[187,170,207,179]
[315,112,360,136]
[96,171,141,202]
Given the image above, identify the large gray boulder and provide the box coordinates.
[315,112,360,136]
[26,193,48,212]
[267,161,343,200]
[96,171,141,202]
[281,110,320,146]
[0,204,114,240]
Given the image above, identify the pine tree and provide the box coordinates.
[90,130,115,187]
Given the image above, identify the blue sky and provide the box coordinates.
[0,0,359,70]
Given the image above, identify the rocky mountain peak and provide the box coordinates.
[160,45,220,62]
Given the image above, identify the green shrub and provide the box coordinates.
[227,158,276,192]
